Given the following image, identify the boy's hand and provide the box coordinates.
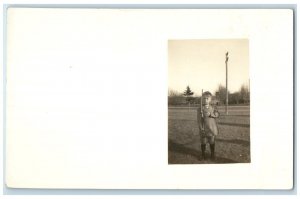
[214,111,220,118]
[210,110,220,118]
[199,128,205,136]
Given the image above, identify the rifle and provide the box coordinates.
[201,89,203,116]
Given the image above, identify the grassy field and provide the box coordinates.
[168,106,250,164]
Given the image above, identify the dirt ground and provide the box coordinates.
[168,106,250,164]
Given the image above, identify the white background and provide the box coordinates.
[5,8,293,190]
[0,0,298,198]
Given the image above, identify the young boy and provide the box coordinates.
[197,91,220,160]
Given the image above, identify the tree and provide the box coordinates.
[215,84,229,105]
[229,92,240,104]
[183,86,194,101]
[183,86,194,96]
[168,89,185,106]
[168,89,180,97]
[239,84,250,104]
[183,86,194,107]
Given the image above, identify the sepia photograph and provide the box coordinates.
[168,39,250,164]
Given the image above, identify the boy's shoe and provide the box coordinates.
[210,144,215,160]
[198,156,206,161]
[201,144,206,160]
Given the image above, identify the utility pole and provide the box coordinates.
[225,52,229,115]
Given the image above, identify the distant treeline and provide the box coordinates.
[168,84,250,106]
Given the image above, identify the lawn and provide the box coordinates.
[168,106,250,164]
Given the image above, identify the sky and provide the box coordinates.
[168,39,249,96]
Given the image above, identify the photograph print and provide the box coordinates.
[168,39,250,164]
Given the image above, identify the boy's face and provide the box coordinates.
[203,95,211,105]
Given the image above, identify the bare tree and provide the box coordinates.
[215,84,228,105]
[168,89,181,97]
[240,84,249,104]
[229,92,240,104]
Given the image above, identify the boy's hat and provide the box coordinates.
[203,91,212,97]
